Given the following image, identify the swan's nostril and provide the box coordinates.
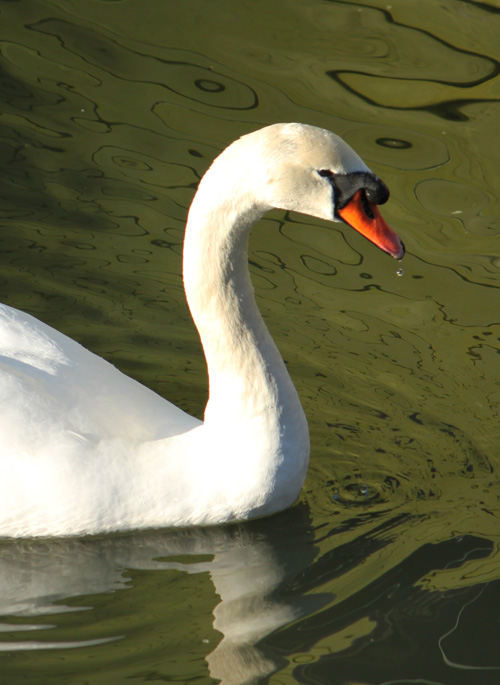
[361,191,375,220]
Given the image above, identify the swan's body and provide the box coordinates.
[0,123,404,537]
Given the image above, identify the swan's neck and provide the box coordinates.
[182,160,309,502]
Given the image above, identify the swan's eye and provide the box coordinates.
[317,169,334,178]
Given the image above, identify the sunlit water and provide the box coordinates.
[1,0,500,682]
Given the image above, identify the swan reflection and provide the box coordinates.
[0,506,321,683]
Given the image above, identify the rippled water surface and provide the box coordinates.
[1,0,500,682]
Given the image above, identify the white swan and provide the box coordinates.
[0,123,404,537]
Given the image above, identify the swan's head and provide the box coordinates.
[225,123,404,260]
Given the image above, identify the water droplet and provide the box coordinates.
[359,484,369,496]
[396,267,404,277]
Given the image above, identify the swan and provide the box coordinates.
[0,123,404,537]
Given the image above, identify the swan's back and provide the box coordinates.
[0,304,199,447]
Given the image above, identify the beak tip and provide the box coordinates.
[392,239,405,260]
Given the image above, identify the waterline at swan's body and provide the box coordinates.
[0,123,404,537]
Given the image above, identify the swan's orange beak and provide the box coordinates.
[337,190,405,260]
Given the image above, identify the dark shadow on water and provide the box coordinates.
[267,532,500,685]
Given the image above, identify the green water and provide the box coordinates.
[1,0,500,682]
